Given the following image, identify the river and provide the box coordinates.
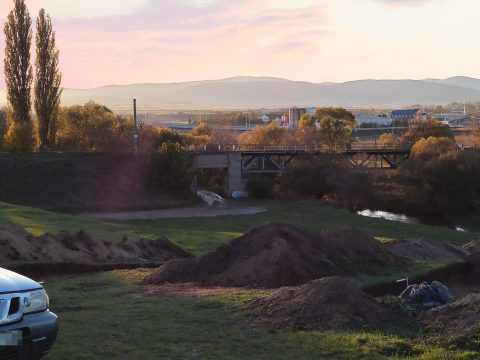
[356,210,468,233]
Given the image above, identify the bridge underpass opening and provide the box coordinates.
[195,168,228,196]
[192,152,246,197]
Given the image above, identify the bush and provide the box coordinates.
[279,154,373,211]
[279,155,344,198]
[56,102,120,151]
[246,178,274,199]
[147,143,193,193]
[333,171,373,212]
[55,102,184,153]
[403,119,453,142]
[3,120,34,152]
[411,136,457,160]
[414,150,480,215]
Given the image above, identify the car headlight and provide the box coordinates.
[22,290,49,314]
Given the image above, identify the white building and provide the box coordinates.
[356,115,393,127]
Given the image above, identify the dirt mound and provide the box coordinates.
[388,238,467,261]
[145,223,404,288]
[422,293,480,337]
[251,277,391,330]
[0,224,191,265]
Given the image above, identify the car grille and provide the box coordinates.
[0,296,23,326]
[7,299,19,317]
[0,347,19,360]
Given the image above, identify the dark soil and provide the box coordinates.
[422,293,480,337]
[387,238,467,261]
[251,277,394,330]
[0,223,192,266]
[144,223,405,288]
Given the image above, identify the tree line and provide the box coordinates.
[3,0,61,151]
[185,107,358,151]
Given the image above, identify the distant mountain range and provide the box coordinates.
[3,76,480,111]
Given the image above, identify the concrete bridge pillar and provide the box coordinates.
[223,153,246,196]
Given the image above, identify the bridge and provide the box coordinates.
[189,143,412,196]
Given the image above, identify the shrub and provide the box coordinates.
[333,171,373,212]
[279,154,373,211]
[416,150,480,215]
[279,155,344,198]
[403,119,453,142]
[3,120,34,152]
[147,143,193,193]
[246,178,274,199]
[411,136,457,160]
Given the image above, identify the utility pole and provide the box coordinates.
[133,99,139,157]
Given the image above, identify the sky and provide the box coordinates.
[0,0,478,88]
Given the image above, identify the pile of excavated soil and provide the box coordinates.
[387,238,468,261]
[251,277,392,330]
[422,293,480,337]
[144,223,404,288]
[0,223,191,264]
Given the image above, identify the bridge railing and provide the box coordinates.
[186,142,413,153]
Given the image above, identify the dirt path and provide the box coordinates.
[80,204,267,221]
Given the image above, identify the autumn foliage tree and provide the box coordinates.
[34,9,62,150]
[411,136,457,160]
[238,121,287,146]
[403,119,453,142]
[3,0,34,151]
[55,102,123,152]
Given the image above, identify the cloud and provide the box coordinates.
[44,0,149,19]
[2,0,330,87]
[0,0,474,89]
[375,0,437,6]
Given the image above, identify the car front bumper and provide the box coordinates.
[0,310,58,360]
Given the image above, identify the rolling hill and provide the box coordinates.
[2,76,480,110]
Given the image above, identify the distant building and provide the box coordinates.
[288,107,306,128]
[356,115,393,127]
[260,115,270,124]
[391,109,426,121]
[435,114,472,127]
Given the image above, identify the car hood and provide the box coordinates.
[0,268,42,293]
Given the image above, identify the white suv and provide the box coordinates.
[0,268,58,359]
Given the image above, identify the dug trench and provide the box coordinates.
[366,241,480,299]
[142,223,480,341]
[3,220,480,341]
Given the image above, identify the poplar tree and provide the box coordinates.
[3,0,33,151]
[34,9,62,150]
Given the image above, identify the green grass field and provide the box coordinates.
[0,199,474,256]
[44,269,478,360]
[1,200,478,359]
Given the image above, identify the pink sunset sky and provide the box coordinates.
[0,0,478,89]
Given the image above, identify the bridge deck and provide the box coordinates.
[187,143,412,155]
